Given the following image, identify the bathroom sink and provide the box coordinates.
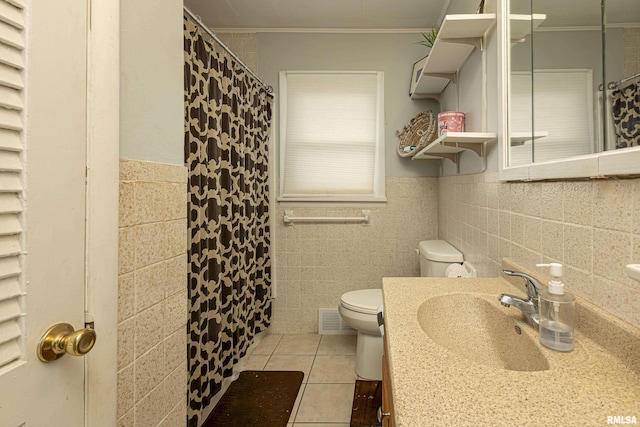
[385,276,640,425]
[417,293,549,372]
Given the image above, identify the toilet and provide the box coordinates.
[338,240,464,380]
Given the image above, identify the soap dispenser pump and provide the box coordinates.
[536,263,575,352]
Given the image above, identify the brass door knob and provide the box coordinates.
[37,323,97,362]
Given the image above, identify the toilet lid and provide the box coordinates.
[340,289,382,315]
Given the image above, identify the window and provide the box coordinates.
[278,71,385,204]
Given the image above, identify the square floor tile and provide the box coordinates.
[274,334,321,355]
[317,335,357,355]
[264,355,315,383]
[241,354,270,371]
[294,383,355,423]
[308,356,356,384]
[252,334,283,355]
[288,384,306,423]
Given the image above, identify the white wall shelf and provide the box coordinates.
[410,13,496,100]
[412,132,496,163]
[510,131,549,146]
[510,14,547,42]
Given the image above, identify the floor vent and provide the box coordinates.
[318,308,356,335]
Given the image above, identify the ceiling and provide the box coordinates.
[534,0,640,28]
[184,0,640,32]
[183,0,449,31]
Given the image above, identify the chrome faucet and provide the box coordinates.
[498,269,545,330]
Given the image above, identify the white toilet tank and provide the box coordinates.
[418,240,464,277]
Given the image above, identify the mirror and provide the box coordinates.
[504,0,640,173]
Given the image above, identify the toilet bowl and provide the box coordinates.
[338,289,382,380]
[338,240,464,380]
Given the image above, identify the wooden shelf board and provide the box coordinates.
[510,131,549,145]
[432,131,497,144]
[510,14,547,40]
[436,14,497,39]
[423,44,474,74]
[412,132,496,160]
[412,76,451,97]
[410,14,496,100]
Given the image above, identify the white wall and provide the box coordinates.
[120,0,184,165]
[257,32,441,177]
[439,21,499,176]
[446,0,486,14]
[511,29,624,95]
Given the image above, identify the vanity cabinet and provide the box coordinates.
[381,334,395,427]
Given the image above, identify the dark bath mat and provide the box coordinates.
[203,370,304,427]
[351,380,382,427]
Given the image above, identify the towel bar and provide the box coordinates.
[283,209,370,225]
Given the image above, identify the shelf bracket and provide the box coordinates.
[439,36,484,51]
[411,151,458,163]
[426,152,459,164]
[423,72,457,84]
[441,141,484,157]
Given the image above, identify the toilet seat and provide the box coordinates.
[340,289,382,315]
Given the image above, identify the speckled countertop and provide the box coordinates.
[382,276,640,427]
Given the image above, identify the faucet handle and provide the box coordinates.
[502,269,544,300]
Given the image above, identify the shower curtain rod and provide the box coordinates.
[183,6,274,95]
[601,71,640,91]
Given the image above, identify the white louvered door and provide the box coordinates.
[0,1,89,425]
[0,0,27,377]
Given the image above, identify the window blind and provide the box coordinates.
[510,69,594,166]
[0,0,24,371]
[279,71,384,200]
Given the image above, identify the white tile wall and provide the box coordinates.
[271,177,439,333]
[439,172,640,329]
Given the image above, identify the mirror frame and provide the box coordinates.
[497,0,640,181]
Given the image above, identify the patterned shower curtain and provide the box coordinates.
[184,17,273,427]
[611,82,640,149]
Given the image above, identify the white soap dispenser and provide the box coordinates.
[536,263,575,352]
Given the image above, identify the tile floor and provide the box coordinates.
[242,333,358,427]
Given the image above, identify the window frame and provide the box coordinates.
[277,70,386,206]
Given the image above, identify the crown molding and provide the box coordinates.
[212,27,432,34]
